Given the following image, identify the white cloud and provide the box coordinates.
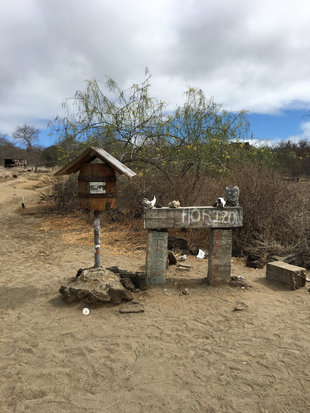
[1,0,310,135]
[286,120,310,143]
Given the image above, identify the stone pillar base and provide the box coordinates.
[146,229,168,285]
[208,229,232,285]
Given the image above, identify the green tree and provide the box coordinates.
[53,71,249,185]
[273,139,310,176]
[12,124,40,151]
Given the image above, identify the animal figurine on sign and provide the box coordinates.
[225,186,240,207]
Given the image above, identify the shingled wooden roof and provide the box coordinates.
[54,147,136,178]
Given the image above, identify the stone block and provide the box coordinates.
[146,229,168,285]
[208,229,232,285]
[266,261,306,290]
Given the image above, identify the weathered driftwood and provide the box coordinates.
[266,261,306,290]
[59,267,134,304]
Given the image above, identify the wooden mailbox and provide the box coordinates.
[55,147,136,267]
[55,147,136,211]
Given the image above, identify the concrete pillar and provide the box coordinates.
[208,229,232,285]
[146,229,168,285]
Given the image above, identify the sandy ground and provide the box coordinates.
[0,167,310,413]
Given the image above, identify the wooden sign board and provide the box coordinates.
[144,206,243,229]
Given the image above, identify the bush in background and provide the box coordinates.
[116,164,310,263]
[49,162,310,265]
[49,174,79,212]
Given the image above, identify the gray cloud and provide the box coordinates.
[1,0,310,135]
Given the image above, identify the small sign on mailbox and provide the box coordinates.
[89,182,106,194]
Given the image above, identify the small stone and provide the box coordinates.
[234,302,248,312]
[119,301,144,314]
[230,276,252,289]
[182,288,189,295]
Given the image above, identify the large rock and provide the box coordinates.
[59,267,134,304]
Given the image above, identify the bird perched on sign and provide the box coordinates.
[143,196,156,209]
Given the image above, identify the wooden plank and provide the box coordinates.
[144,207,243,229]
[94,148,137,177]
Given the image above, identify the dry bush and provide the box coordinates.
[49,174,79,212]
[49,164,310,265]
[229,165,310,260]
[117,165,310,262]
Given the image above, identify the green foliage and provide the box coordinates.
[272,139,310,176]
[52,72,251,188]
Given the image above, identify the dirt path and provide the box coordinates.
[0,169,310,413]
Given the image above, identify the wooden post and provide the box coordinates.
[94,210,101,267]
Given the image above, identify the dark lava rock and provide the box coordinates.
[107,266,147,291]
[120,276,135,292]
[168,236,190,253]
[246,254,264,269]
[167,250,177,265]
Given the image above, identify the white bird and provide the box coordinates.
[143,196,156,209]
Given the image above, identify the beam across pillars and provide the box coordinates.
[144,206,243,286]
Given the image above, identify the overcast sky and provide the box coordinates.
[1,0,310,144]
